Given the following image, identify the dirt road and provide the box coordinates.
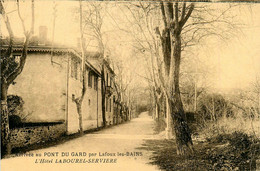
[1,112,160,171]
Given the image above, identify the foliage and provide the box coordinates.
[137,105,149,114]
[7,95,32,128]
[7,95,24,128]
[139,131,260,171]
[197,93,234,123]
[7,95,24,117]
[154,117,167,134]
[9,115,22,129]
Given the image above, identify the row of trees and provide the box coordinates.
[120,1,246,155]
[75,2,138,128]
[1,1,139,156]
[69,1,251,155]
[1,0,254,157]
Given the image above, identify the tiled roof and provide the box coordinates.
[1,45,74,53]
[0,45,101,76]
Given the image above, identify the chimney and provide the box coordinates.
[38,26,48,45]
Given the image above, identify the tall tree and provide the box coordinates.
[0,0,35,156]
[81,2,107,126]
[157,2,195,155]
[124,1,241,154]
[156,2,241,154]
[124,2,173,137]
[73,0,87,135]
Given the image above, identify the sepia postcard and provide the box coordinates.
[1,0,260,170]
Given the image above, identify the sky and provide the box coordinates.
[1,1,260,92]
[199,4,260,91]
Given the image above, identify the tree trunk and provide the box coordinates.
[158,1,195,155]
[116,103,118,124]
[1,0,35,157]
[194,80,197,113]
[1,83,11,156]
[165,95,173,139]
[212,96,215,121]
[76,102,83,135]
[155,103,159,120]
[74,0,86,136]
[101,65,106,127]
[170,33,193,155]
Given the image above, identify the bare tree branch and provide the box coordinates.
[5,0,35,85]
[180,3,194,28]
[17,0,26,35]
[0,2,14,81]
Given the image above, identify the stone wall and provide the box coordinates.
[10,123,66,149]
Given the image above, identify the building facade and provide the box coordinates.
[3,45,103,135]
[1,39,132,150]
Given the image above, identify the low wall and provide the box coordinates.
[10,123,66,149]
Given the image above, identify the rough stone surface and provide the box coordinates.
[10,123,66,148]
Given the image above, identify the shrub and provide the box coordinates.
[197,93,233,123]
[7,95,24,116]
[154,116,167,134]
[9,115,22,129]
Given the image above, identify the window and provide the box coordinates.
[94,76,98,90]
[13,54,21,63]
[88,71,92,87]
[88,99,91,106]
[106,97,108,112]
[71,58,78,79]
[110,77,112,88]
[106,73,109,86]
[109,98,111,112]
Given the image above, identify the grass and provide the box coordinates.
[139,117,260,171]
[211,117,260,139]
[138,132,260,170]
